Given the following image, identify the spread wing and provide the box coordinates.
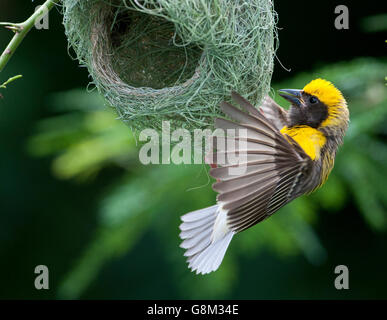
[208,92,311,233]
[259,95,289,130]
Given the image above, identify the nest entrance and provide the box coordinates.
[90,3,202,92]
[109,9,202,89]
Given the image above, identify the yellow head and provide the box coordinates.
[302,78,348,128]
[279,78,349,131]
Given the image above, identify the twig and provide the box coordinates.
[0,74,23,89]
[0,0,59,73]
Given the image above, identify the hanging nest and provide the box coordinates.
[62,0,277,132]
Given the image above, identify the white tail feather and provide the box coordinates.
[179,205,234,275]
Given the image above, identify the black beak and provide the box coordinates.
[278,89,303,107]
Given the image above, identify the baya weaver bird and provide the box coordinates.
[179,79,349,274]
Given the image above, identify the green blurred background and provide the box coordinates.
[0,1,386,299]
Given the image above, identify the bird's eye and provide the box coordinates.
[309,96,318,104]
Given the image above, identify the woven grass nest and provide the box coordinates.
[62,0,277,132]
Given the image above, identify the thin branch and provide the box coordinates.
[0,75,23,89]
[0,0,59,73]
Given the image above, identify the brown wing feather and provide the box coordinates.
[231,91,261,117]
[210,92,311,233]
[259,95,289,130]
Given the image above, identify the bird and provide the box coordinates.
[179,78,349,275]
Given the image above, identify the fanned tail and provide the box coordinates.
[179,205,234,275]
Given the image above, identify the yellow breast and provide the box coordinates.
[280,126,326,160]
